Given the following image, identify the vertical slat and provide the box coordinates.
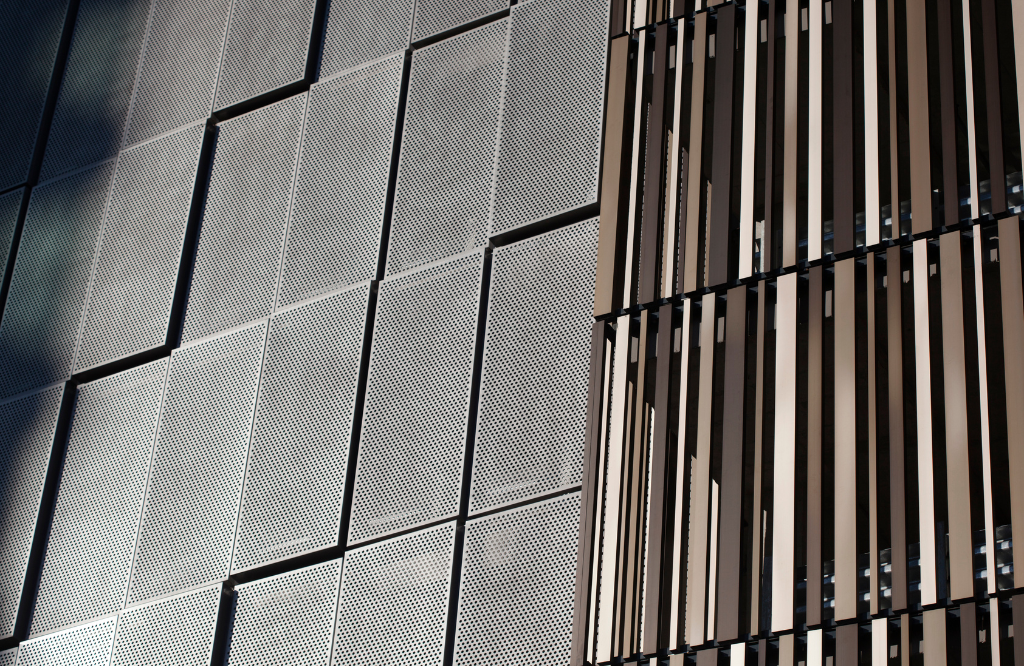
[709,4,737,287]
[706,480,719,643]
[887,246,908,611]
[834,258,858,621]
[972,229,997,595]
[913,239,938,606]
[901,616,911,666]
[981,0,1007,214]
[888,0,901,231]
[642,24,670,304]
[999,217,1024,587]
[961,602,978,666]
[833,0,855,253]
[923,609,947,666]
[935,0,960,228]
[906,0,933,234]
[837,623,859,666]
[1013,0,1024,179]
[809,0,824,260]
[665,27,686,297]
[873,618,888,666]
[684,14,709,293]
[963,0,981,220]
[864,0,881,246]
[763,0,778,271]
[1015,596,1024,666]
[749,282,767,635]
[697,647,719,666]
[868,253,879,615]
[670,300,693,649]
[739,0,761,278]
[782,0,799,265]
[779,633,795,666]
[624,30,648,307]
[807,266,824,627]
[809,627,824,666]
[771,272,797,633]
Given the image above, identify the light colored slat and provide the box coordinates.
[906,0,932,233]
[808,628,823,666]
[739,0,761,277]
[834,258,858,620]
[913,239,937,605]
[684,14,708,293]
[669,299,693,648]
[705,480,719,643]
[868,253,879,615]
[622,31,647,307]
[748,282,767,636]
[782,7,799,266]
[864,0,880,246]
[771,272,797,633]
[808,0,823,260]
[923,608,947,666]
[999,217,1024,588]
[873,618,888,666]
[962,0,980,219]
[664,35,686,297]
[972,229,996,595]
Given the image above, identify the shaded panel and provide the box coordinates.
[412,0,507,42]
[0,190,23,285]
[913,241,937,605]
[905,0,932,233]
[319,0,413,78]
[0,648,12,666]
[110,585,221,666]
[15,618,115,666]
[999,218,1024,588]
[834,259,857,620]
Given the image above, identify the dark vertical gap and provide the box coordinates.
[796,0,809,264]
[994,0,1022,187]
[305,0,329,83]
[709,293,727,642]
[832,0,854,255]
[375,50,413,283]
[821,265,835,624]
[949,0,972,223]
[822,0,835,255]
[740,286,759,639]
[894,0,911,236]
[753,1,768,275]
[878,0,894,239]
[935,0,961,229]
[900,245,920,610]
[760,282,778,634]
[926,240,950,604]
[794,273,809,630]
[699,14,717,289]
[678,23,694,295]
[730,9,747,281]
[924,0,945,231]
[0,190,33,330]
[874,252,893,614]
[854,258,870,618]
[763,0,778,271]
[852,0,866,249]
[678,301,703,645]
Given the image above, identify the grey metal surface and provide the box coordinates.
[0,190,24,287]
[332,522,455,665]
[231,284,369,573]
[319,0,413,79]
[348,252,484,544]
[76,123,205,373]
[15,617,116,666]
[110,585,222,666]
[182,96,305,345]
[453,492,581,666]
[469,218,599,514]
[412,0,507,43]
[31,359,168,637]
[277,55,403,308]
[127,322,266,606]
[489,0,608,236]
[0,647,13,666]
[226,559,341,666]
[214,0,316,110]
[385,20,508,276]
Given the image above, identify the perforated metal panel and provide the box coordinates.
[76,123,205,373]
[15,617,115,666]
[348,252,484,544]
[123,0,232,147]
[226,559,340,666]
[453,492,581,666]
[127,322,266,606]
[31,359,168,637]
[39,0,153,181]
[412,0,507,43]
[0,647,14,666]
[277,55,403,307]
[319,0,412,79]
[214,0,315,110]
[385,20,508,276]
[0,189,23,283]
[0,162,113,399]
[110,585,222,666]
[489,0,608,236]
[232,284,368,573]
[332,522,455,665]
[182,96,305,345]
[469,218,599,513]
[0,385,65,640]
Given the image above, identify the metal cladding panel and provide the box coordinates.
[385,21,508,277]
[182,96,305,345]
[39,0,153,181]
[123,0,232,148]
[0,189,24,283]
[110,585,221,666]
[76,124,206,373]
[348,252,483,544]
[0,162,113,399]
[231,285,369,573]
[277,55,403,308]
[0,648,14,666]
[15,617,115,666]
[319,0,413,79]
[126,322,266,606]
[225,559,341,666]
[31,359,168,637]
[489,0,608,236]
[469,218,598,514]
[332,522,455,665]
[411,0,508,43]
[453,492,581,666]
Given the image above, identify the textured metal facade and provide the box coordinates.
[109,585,223,666]
[16,618,116,666]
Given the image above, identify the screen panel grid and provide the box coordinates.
[0,648,13,666]
[0,189,24,288]
[411,0,508,43]
[318,0,414,80]
[109,585,222,666]
[15,617,116,666]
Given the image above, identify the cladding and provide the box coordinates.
[319,0,413,79]
[411,0,508,42]
[386,20,508,276]
[127,323,266,606]
[15,618,115,666]
[0,190,24,285]
[110,585,221,666]
[0,648,13,666]
[31,360,168,637]
[277,55,403,307]
[182,96,305,344]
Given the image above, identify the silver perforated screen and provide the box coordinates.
[110,585,221,666]
[412,0,507,42]
[319,0,412,79]
[277,55,403,308]
[454,492,581,666]
[31,359,168,637]
[76,123,205,373]
[226,559,340,666]
[385,20,508,276]
[348,252,483,544]
[470,219,598,513]
[127,323,265,606]
[332,522,455,665]
[0,647,14,666]
[0,190,23,283]
[16,617,115,666]
[489,0,607,236]
[182,96,305,344]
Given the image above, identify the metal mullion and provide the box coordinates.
[833,258,857,621]
[833,0,855,254]
[683,13,709,293]
[906,0,933,234]
[886,246,909,612]
[807,266,824,627]
[998,217,1024,587]
[709,4,737,287]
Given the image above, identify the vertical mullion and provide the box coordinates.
[749,281,768,635]
[998,217,1024,587]
[771,272,797,633]
[935,0,960,228]
[868,253,879,616]
[763,0,778,271]
[684,13,709,294]
[834,258,858,621]
[710,4,737,287]
[833,0,855,254]
[807,266,824,627]
[670,299,693,649]
[624,30,649,308]
[864,0,881,246]
[972,229,996,595]
[782,1,799,266]
[809,0,824,260]
[962,0,981,220]
[887,0,901,232]
[739,0,761,278]
[886,246,908,611]
[906,0,933,234]
[666,25,686,297]
[981,0,1007,214]
[642,23,671,304]
[913,239,938,606]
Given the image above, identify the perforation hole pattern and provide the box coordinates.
[231,285,369,573]
[454,492,581,666]
[127,323,266,606]
[182,95,305,345]
[333,522,455,665]
[76,124,205,373]
[0,162,113,399]
[16,617,116,666]
[226,559,340,666]
[319,0,413,79]
[0,647,14,666]
[469,218,599,513]
[110,585,221,666]
[277,55,403,308]
[411,0,507,43]
[386,20,507,276]
[348,253,483,544]
[489,0,608,236]
[0,189,24,286]
[31,359,168,637]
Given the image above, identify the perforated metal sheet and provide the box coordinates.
[16,617,115,666]
[489,0,608,235]
[232,284,369,573]
[319,0,412,79]
[110,585,221,666]
[0,162,113,399]
[39,0,153,181]
[31,359,168,637]
[332,522,455,665]
[226,559,341,666]
[385,20,508,276]
[76,124,205,372]
[0,385,65,640]
[277,55,403,308]
[470,218,599,513]
[0,189,23,284]
[127,322,266,606]
[123,0,231,147]
[0,647,14,666]
[453,492,581,666]
[182,96,305,344]
[348,252,484,544]
[412,0,507,42]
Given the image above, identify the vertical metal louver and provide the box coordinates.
[15,617,115,666]
[411,0,507,43]
[318,0,413,79]
[110,584,223,666]
[0,189,24,286]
